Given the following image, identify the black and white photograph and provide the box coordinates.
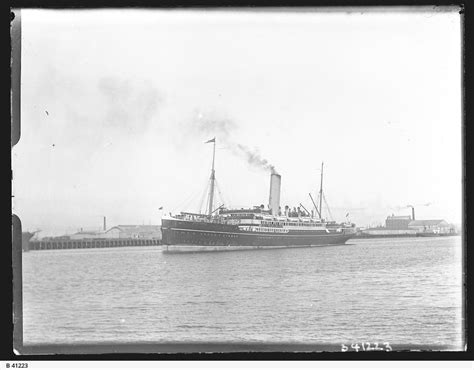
[11,6,464,355]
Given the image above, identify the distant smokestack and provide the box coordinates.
[269,172,281,216]
[103,216,107,231]
[412,207,415,221]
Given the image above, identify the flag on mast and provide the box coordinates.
[205,137,215,144]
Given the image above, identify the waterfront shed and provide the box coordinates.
[104,225,162,240]
[408,220,451,233]
[70,230,104,240]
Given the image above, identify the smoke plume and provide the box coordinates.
[193,111,277,174]
[234,144,277,174]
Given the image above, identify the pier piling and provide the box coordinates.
[27,238,161,251]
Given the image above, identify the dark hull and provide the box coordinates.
[161,218,353,252]
[22,232,35,252]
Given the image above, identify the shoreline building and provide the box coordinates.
[407,220,454,235]
[357,213,456,238]
[69,225,162,240]
[103,225,162,240]
[25,225,162,251]
[385,215,413,230]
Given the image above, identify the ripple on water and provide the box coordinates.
[22,238,464,349]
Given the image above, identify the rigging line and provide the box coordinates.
[322,192,334,221]
[171,176,209,214]
[214,179,229,208]
[322,194,331,221]
[315,194,322,219]
[184,179,208,212]
[200,174,213,212]
[171,189,199,214]
[204,173,216,215]
[199,180,211,215]
[214,180,223,206]
[221,181,232,208]
[217,183,227,205]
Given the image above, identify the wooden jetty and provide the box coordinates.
[25,238,160,251]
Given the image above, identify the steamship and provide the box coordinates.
[161,138,356,253]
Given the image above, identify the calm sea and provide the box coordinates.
[22,236,464,351]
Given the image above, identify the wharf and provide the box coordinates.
[351,233,418,239]
[25,238,160,251]
[352,232,459,239]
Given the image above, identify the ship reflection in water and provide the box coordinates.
[162,138,356,253]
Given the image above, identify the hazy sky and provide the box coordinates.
[13,8,462,235]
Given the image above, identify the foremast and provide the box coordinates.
[319,162,324,220]
[206,137,216,216]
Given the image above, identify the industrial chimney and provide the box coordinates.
[268,172,281,216]
[407,205,415,221]
[103,216,107,231]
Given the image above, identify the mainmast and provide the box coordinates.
[207,137,216,216]
[319,162,324,220]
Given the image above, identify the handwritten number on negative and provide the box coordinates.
[351,343,360,352]
[341,342,392,352]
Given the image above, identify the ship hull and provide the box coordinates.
[161,218,353,253]
[22,232,35,252]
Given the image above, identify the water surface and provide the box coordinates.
[22,236,464,350]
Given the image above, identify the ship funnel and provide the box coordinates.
[269,172,281,216]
